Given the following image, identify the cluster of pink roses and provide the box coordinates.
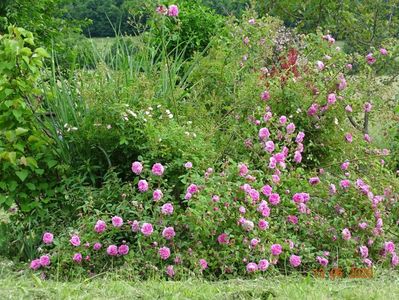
[156,4,179,17]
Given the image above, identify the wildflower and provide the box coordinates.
[384,241,395,254]
[161,203,174,215]
[327,93,336,105]
[30,259,41,270]
[217,233,229,244]
[138,180,149,192]
[295,132,305,143]
[184,162,193,169]
[358,222,368,230]
[265,140,275,153]
[329,184,337,195]
[289,255,301,267]
[340,179,351,190]
[364,102,372,112]
[287,215,298,224]
[167,5,179,17]
[246,262,258,272]
[345,133,353,143]
[187,184,198,194]
[152,163,164,176]
[42,232,54,244]
[107,245,118,256]
[271,244,282,256]
[131,220,140,232]
[118,245,129,256]
[94,220,107,233]
[286,123,295,134]
[363,258,372,267]
[159,247,171,260]
[153,189,163,201]
[258,259,269,271]
[392,254,399,267]
[250,238,260,248]
[364,134,372,143]
[316,60,324,70]
[70,235,81,247]
[316,256,328,267]
[268,193,281,205]
[309,177,320,185]
[380,48,388,55]
[249,189,260,201]
[261,185,272,196]
[73,253,83,263]
[341,161,350,170]
[162,227,176,240]
[366,53,376,64]
[166,265,175,277]
[112,216,123,228]
[131,161,143,174]
[156,5,168,15]
[259,128,270,140]
[359,246,369,258]
[258,219,269,230]
[198,258,208,270]
[342,228,351,240]
[39,255,50,267]
[307,103,319,116]
[294,151,302,163]
[238,163,249,176]
[93,243,102,251]
[141,223,154,236]
[261,90,270,101]
[242,220,254,231]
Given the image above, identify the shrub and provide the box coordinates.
[146,1,225,59]
[0,26,61,215]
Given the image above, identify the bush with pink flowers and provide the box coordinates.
[1,6,399,280]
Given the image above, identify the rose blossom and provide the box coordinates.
[161,203,174,215]
[107,245,118,256]
[162,227,176,240]
[131,161,143,174]
[94,220,107,233]
[141,223,154,236]
[152,163,164,176]
[73,253,82,263]
[246,262,258,273]
[289,255,301,267]
[159,246,171,260]
[167,5,179,17]
[39,255,50,267]
[70,235,81,247]
[138,180,149,192]
[42,232,54,244]
[118,244,129,256]
[271,244,282,256]
[112,216,123,228]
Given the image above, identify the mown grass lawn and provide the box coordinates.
[1,267,399,300]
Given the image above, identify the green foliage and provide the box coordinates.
[0,27,60,215]
[147,0,225,59]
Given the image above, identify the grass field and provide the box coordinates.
[1,263,399,300]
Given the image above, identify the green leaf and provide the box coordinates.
[34,47,50,58]
[15,127,29,136]
[16,170,29,182]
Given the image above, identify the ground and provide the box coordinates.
[1,264,399,300]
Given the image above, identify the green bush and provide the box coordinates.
[146,1,225,59]
[0,26,61,215]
